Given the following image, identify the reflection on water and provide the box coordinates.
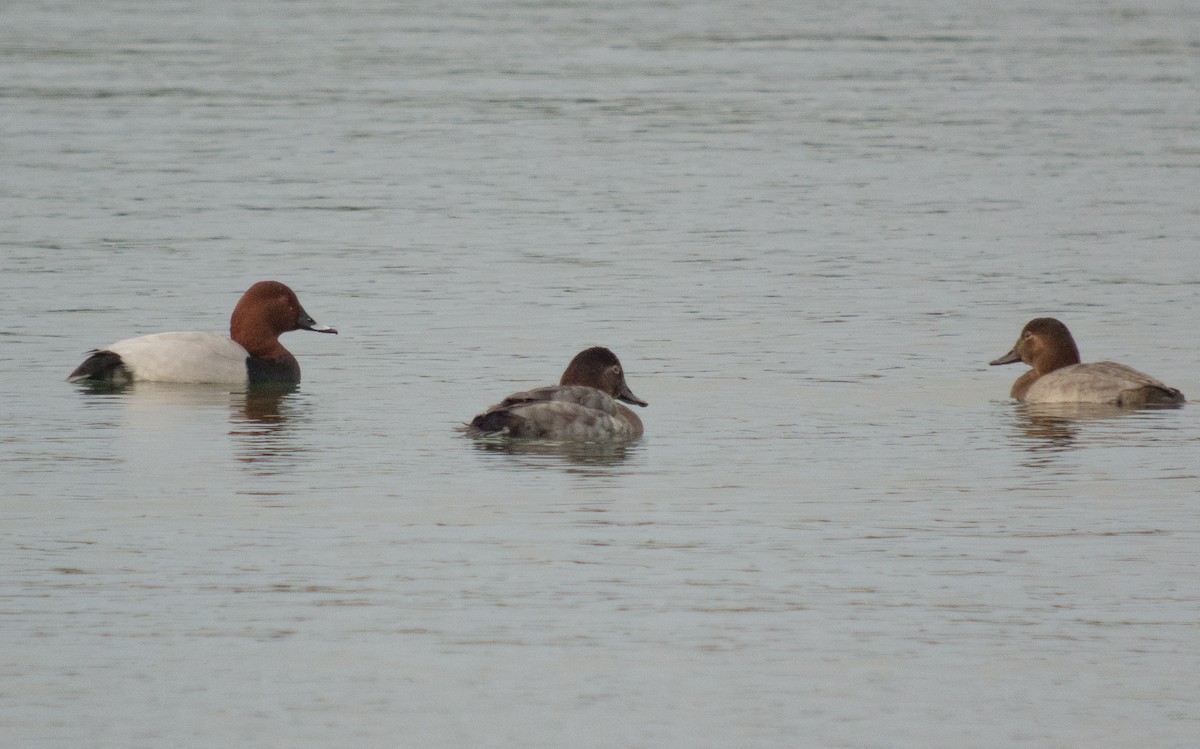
[1010,407,1081,459]
[14,0,1200,744]
[238,386,296,423]
[230,387,313,472]
[468,434,643,473]
[1006,401,1185,461]
[71,380,238,411]
[71,381,315,474]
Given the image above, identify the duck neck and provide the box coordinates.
[231,319,289,362]
[1037,342,1081,374]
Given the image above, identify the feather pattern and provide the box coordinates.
[466,347,647,440]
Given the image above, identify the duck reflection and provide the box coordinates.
[229,385,311,471]
[469,435,641,472]
[1008,401,1176,461]
[72,380,240,414]
[238,385,295,423]
[1011,404,1084,453]
[72,380,313,473]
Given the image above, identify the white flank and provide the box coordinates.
[106,332,250,384]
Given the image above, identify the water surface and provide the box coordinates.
[3,0,1199,746]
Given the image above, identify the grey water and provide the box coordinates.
[3,0,1199,746]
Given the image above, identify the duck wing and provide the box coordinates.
[495,385,621,414]
[1029,361,1184,406]
[468,385,634,438]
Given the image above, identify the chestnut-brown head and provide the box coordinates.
[990,317,1081,375]
[559,346,648,407]
[229,281,337,357]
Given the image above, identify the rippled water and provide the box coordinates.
[3,0,1199,746]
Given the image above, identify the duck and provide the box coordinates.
[989,317,1184,406]
[466,346,648,440]
[67,281,337,386]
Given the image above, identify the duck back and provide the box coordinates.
[468,385,643,439]
[1027,361,1185,406]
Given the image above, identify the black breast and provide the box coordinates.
[246,355,301,385]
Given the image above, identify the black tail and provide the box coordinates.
[67,350,131,384]
[1145,386,1186,406]
[466,408,522,436]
